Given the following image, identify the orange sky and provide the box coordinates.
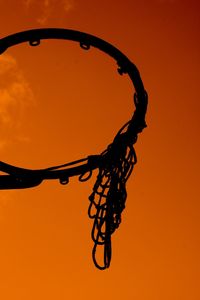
[0,1,199,299]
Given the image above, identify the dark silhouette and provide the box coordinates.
[0,29,148,270]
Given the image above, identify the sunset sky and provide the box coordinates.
[0,1,199,299]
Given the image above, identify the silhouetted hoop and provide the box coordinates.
[0,28,148,270]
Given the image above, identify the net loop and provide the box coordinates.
[80,42,90,50]
[79,170,93,182]
[29,39,40,46]
[59,176,69,185]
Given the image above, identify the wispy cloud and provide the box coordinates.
[24,0,74,25]
[0,54,34,207]
[0,54,34,151]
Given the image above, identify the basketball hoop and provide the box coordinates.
[0,28,148,270]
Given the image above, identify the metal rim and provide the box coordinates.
[0,28,148,190]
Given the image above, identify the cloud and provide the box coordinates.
[0,54,34,207]
[24,0,74,24]
[0,54,34,151]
